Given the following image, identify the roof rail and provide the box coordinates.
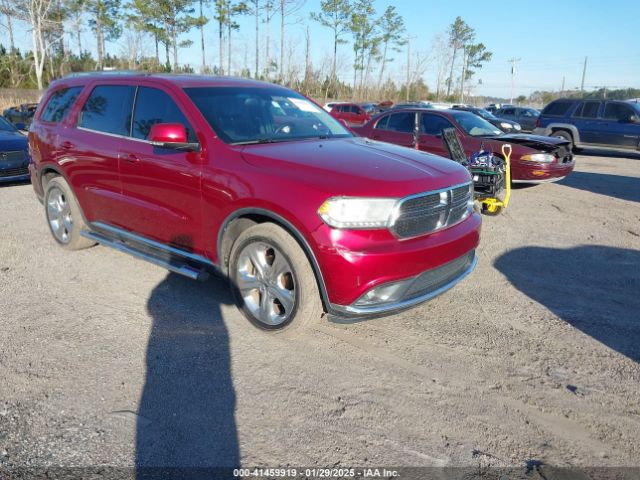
[63,70,147,78]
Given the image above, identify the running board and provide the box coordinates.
[80,230,210,281]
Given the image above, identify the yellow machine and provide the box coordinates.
[480,144,512,216]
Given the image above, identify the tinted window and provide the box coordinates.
[387,113,415,133]
[375,115,390,130]
[40,87,83,123]
[0,116,17,132]
[574,101,600,118]
[351,106,362,114]
[421,114,453,135]
[79,85,135,136]
[502,108,515,115]
[185,87,351,144]
[603,103,636,121]
[132,87,196,142]
[543,100,574,116]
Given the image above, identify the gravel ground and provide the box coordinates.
[1,150,639,475]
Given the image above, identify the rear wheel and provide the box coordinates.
[44,177,95,250]
[229,223,322,333]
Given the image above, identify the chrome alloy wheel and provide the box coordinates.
[47,186,73,244]
[235,242,297,326]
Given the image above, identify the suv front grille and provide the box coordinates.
[392,182,473,238]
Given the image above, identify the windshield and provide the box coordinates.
[475,109,498,121]
[450,111,503,137]
[0,116,17,132]
[184,87,352,145]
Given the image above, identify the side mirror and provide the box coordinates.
[149,123,199,151]
[15,122,26,131]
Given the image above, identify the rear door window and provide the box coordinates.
[574,101,600,118]
[78,85,135,136]
[40,87,83,123]
[131,87,196,142]
[502,108,515,115]
[421,114,454,135]
[387,112,415,133]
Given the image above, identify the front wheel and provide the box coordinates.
[551,130,579,152]
[229,223,323,333]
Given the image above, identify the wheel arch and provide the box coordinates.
[218,208,330,313]
[547,123,581,144]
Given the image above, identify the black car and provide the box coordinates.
[494,106,540,132]
[534,98,640,152]
[452,106,522,133]
[3,103,38,129]
[0,116,30,183]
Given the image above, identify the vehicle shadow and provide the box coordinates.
[558,171,640,203]
[0,179,30,188]
[578,147,640,160]
[494,245,640,363]
[136,272,239,477]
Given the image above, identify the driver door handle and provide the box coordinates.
[118,152,141,163]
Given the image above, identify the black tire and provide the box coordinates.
[44,176,96,250]
[228,223,323,333]
[551,130,579,152]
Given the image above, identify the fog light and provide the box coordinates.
[354,280,408,307]
[532,170,547,176]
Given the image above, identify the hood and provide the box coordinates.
[239,137,471,197]
[490,133,569,151]
[0,130,28,151]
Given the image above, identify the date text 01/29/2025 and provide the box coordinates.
[233,468,400,478]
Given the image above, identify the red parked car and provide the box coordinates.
[28,74,480,332]
[329,102,371,126]
[353,108,575,183]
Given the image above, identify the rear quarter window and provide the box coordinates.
[542,100,574,116]
[40,86,83,123]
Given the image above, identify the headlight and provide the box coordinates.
[318,197,398,229]
[514,124,522,130]
[500,122,512,130]
[520,153,555,163]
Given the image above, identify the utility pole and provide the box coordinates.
[561,76,565,96]
[580,56,588,93]
[508,57,521,104]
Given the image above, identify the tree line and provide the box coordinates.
[1,0,493,103]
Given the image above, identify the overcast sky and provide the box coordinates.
[4,0,640,97]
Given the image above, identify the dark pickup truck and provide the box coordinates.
[534,98,640,152]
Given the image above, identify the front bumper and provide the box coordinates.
[511,158,575,183]
[330,250,477,317]
[314,212,482,315]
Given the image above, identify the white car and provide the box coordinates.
[323,101,347,112]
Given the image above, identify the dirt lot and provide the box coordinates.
[1,150,639,475]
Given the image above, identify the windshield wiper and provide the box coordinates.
[230,138,286,145]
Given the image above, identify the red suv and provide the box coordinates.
[329,103,371,126]
[29,74,481,332]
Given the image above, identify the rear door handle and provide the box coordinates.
[118,152,141,163]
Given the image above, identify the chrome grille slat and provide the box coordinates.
[392,182,472,239]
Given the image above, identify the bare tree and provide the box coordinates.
[277,0,304,82]
[22,0,57,90]
[430,32,450,101]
